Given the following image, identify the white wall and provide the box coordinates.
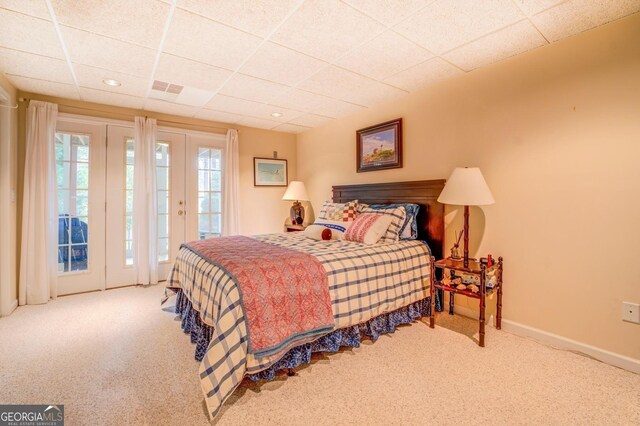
[0,73,18,316]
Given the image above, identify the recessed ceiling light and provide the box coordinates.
[271,112,283,118]
[102,78,121,87]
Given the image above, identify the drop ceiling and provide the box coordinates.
[0,0,638,133]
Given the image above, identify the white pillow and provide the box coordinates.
[344,214,393,245]
[303,220,351,240]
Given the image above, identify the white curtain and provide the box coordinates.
[132,117,158,285]
[222,129,240,236]
[19,101,58,305]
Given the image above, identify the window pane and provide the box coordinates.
[210,171,221,191]
[125,215,133,241]
[198,170,209,191]
[56,132,91,274]
[157,190,168,214]
[211,192,221,213]
[125,165,134,190]
[198,191,209,214]
[125,240,133,266]
[156,167,169,191]
[198,148,210,169]
[75,163,89,189]
[210,150,221,170]
[126,140,135,165]
[158,238,169,262]
[125,190,133,212]
[212,214,221,234]
[156,143,169,167]
[198,213,210,234]
[158,214,169,239]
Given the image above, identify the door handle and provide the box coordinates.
[178,210,184,216]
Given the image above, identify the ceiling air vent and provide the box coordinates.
[148,80,214,107]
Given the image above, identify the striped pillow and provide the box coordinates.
[344,213,393,245]
[360,206,406,242]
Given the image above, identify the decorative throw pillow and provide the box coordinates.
[344,214,393,245]
[318,200,359,222]
[360,206,406,242]
[303,219,351,240]
[368,203,420,240]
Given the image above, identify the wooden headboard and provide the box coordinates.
[332,179,446,260]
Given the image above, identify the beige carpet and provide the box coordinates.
[0,285,638,425]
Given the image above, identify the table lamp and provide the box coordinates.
[438,167,495,267]
[282,181,309,225]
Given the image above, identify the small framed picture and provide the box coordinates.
[356,118,403,173]
[254,157,288,186]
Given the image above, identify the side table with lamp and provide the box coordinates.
[429,167,504,347]
[282,181,309,231]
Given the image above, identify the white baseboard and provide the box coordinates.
[1,299,17,317]
[501,319,640,374]
[446,305,639,374]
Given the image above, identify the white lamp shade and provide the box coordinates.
[282,181,309,201]
[438,167,495,206]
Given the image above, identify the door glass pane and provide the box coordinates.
[56,132,90,273]
[197,147,222,239]
[125,139,171,264]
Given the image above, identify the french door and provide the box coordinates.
[105,126,186,288]
[55,119,225,294]
[55,120,106,295]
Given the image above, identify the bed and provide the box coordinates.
[163,179,445,419]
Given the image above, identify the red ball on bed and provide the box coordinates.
[321,228,332,241]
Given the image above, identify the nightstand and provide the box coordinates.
[285,225,306,232]
[429,257,503,347]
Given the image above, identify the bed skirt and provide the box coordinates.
[174,289,440,381]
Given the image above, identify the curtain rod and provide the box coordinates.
[18,97,235,133]
[0,104,18,109]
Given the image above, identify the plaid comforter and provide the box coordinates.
[164,233,432,419]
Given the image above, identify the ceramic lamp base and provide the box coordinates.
[290,201,305,225]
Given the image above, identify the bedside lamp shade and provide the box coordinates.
[438,167,494,267]
[283,181,308,226]
[282,181,309,201]
[438,167,494,206]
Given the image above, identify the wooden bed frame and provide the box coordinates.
[332,179,446,260]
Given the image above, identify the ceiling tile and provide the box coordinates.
[258,88,367,118]
[6,75,79,99]
[444,20,547,71]
[0,47,73,84]
[252,104,305,122]
[236,116,280,130]
[288,113,334,127]
[272,123,311,134]
[239,42,325,86]
[61,26,156,77]
[51,0,169,49]
[334,30,433,80]
[342,0,432,25]
[298,65,406,107]
[269,88,335,112]
[74,64,149,97]
[163,8,261,70]
[219,74,290,104]
[512,0,566,16]
[194,108,239,124]
[176,0,301,37]
[155,54,233,92]
[531,0,640,42]
[383,57,464,91]
[0,0,51,19]
[205,94,265,116]
[0,10,64,58]
[143,98,199,117]
[394,0,524,54]
[308,98,367,119]
[79,87,145,109]
[271,0,384,62]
